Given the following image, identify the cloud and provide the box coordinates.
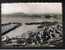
[1,3,62,14]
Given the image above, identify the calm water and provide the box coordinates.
[1,16,62,38]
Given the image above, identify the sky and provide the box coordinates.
[1,3,62,14]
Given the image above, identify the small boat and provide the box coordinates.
[1,22,21,36]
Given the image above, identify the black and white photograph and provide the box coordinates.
[1,3,63,48]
